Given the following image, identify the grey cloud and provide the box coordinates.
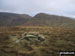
[0,0,75,18]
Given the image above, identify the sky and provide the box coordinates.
[0,0,75,18]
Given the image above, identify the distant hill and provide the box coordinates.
[0,12,32,26]
[25,13,75,28]
[0,12,75,28]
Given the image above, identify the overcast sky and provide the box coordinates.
[0,0,75,18]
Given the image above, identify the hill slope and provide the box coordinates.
[25,13,75,28]
[0,26,75,56]
[0,12,32,26]
[0,12,75,28]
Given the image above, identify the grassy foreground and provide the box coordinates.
[0,26,75,56]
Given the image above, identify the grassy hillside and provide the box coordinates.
[0,26,75,56]
[0,12,32,26]
[0,12,75,28]
[30,13,75,28]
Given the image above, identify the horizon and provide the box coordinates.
[0,0,75,18]
[0,11,75,19]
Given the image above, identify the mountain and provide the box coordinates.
[0,12,75,28]
[0,12,32,26]
[25,13,75,28]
